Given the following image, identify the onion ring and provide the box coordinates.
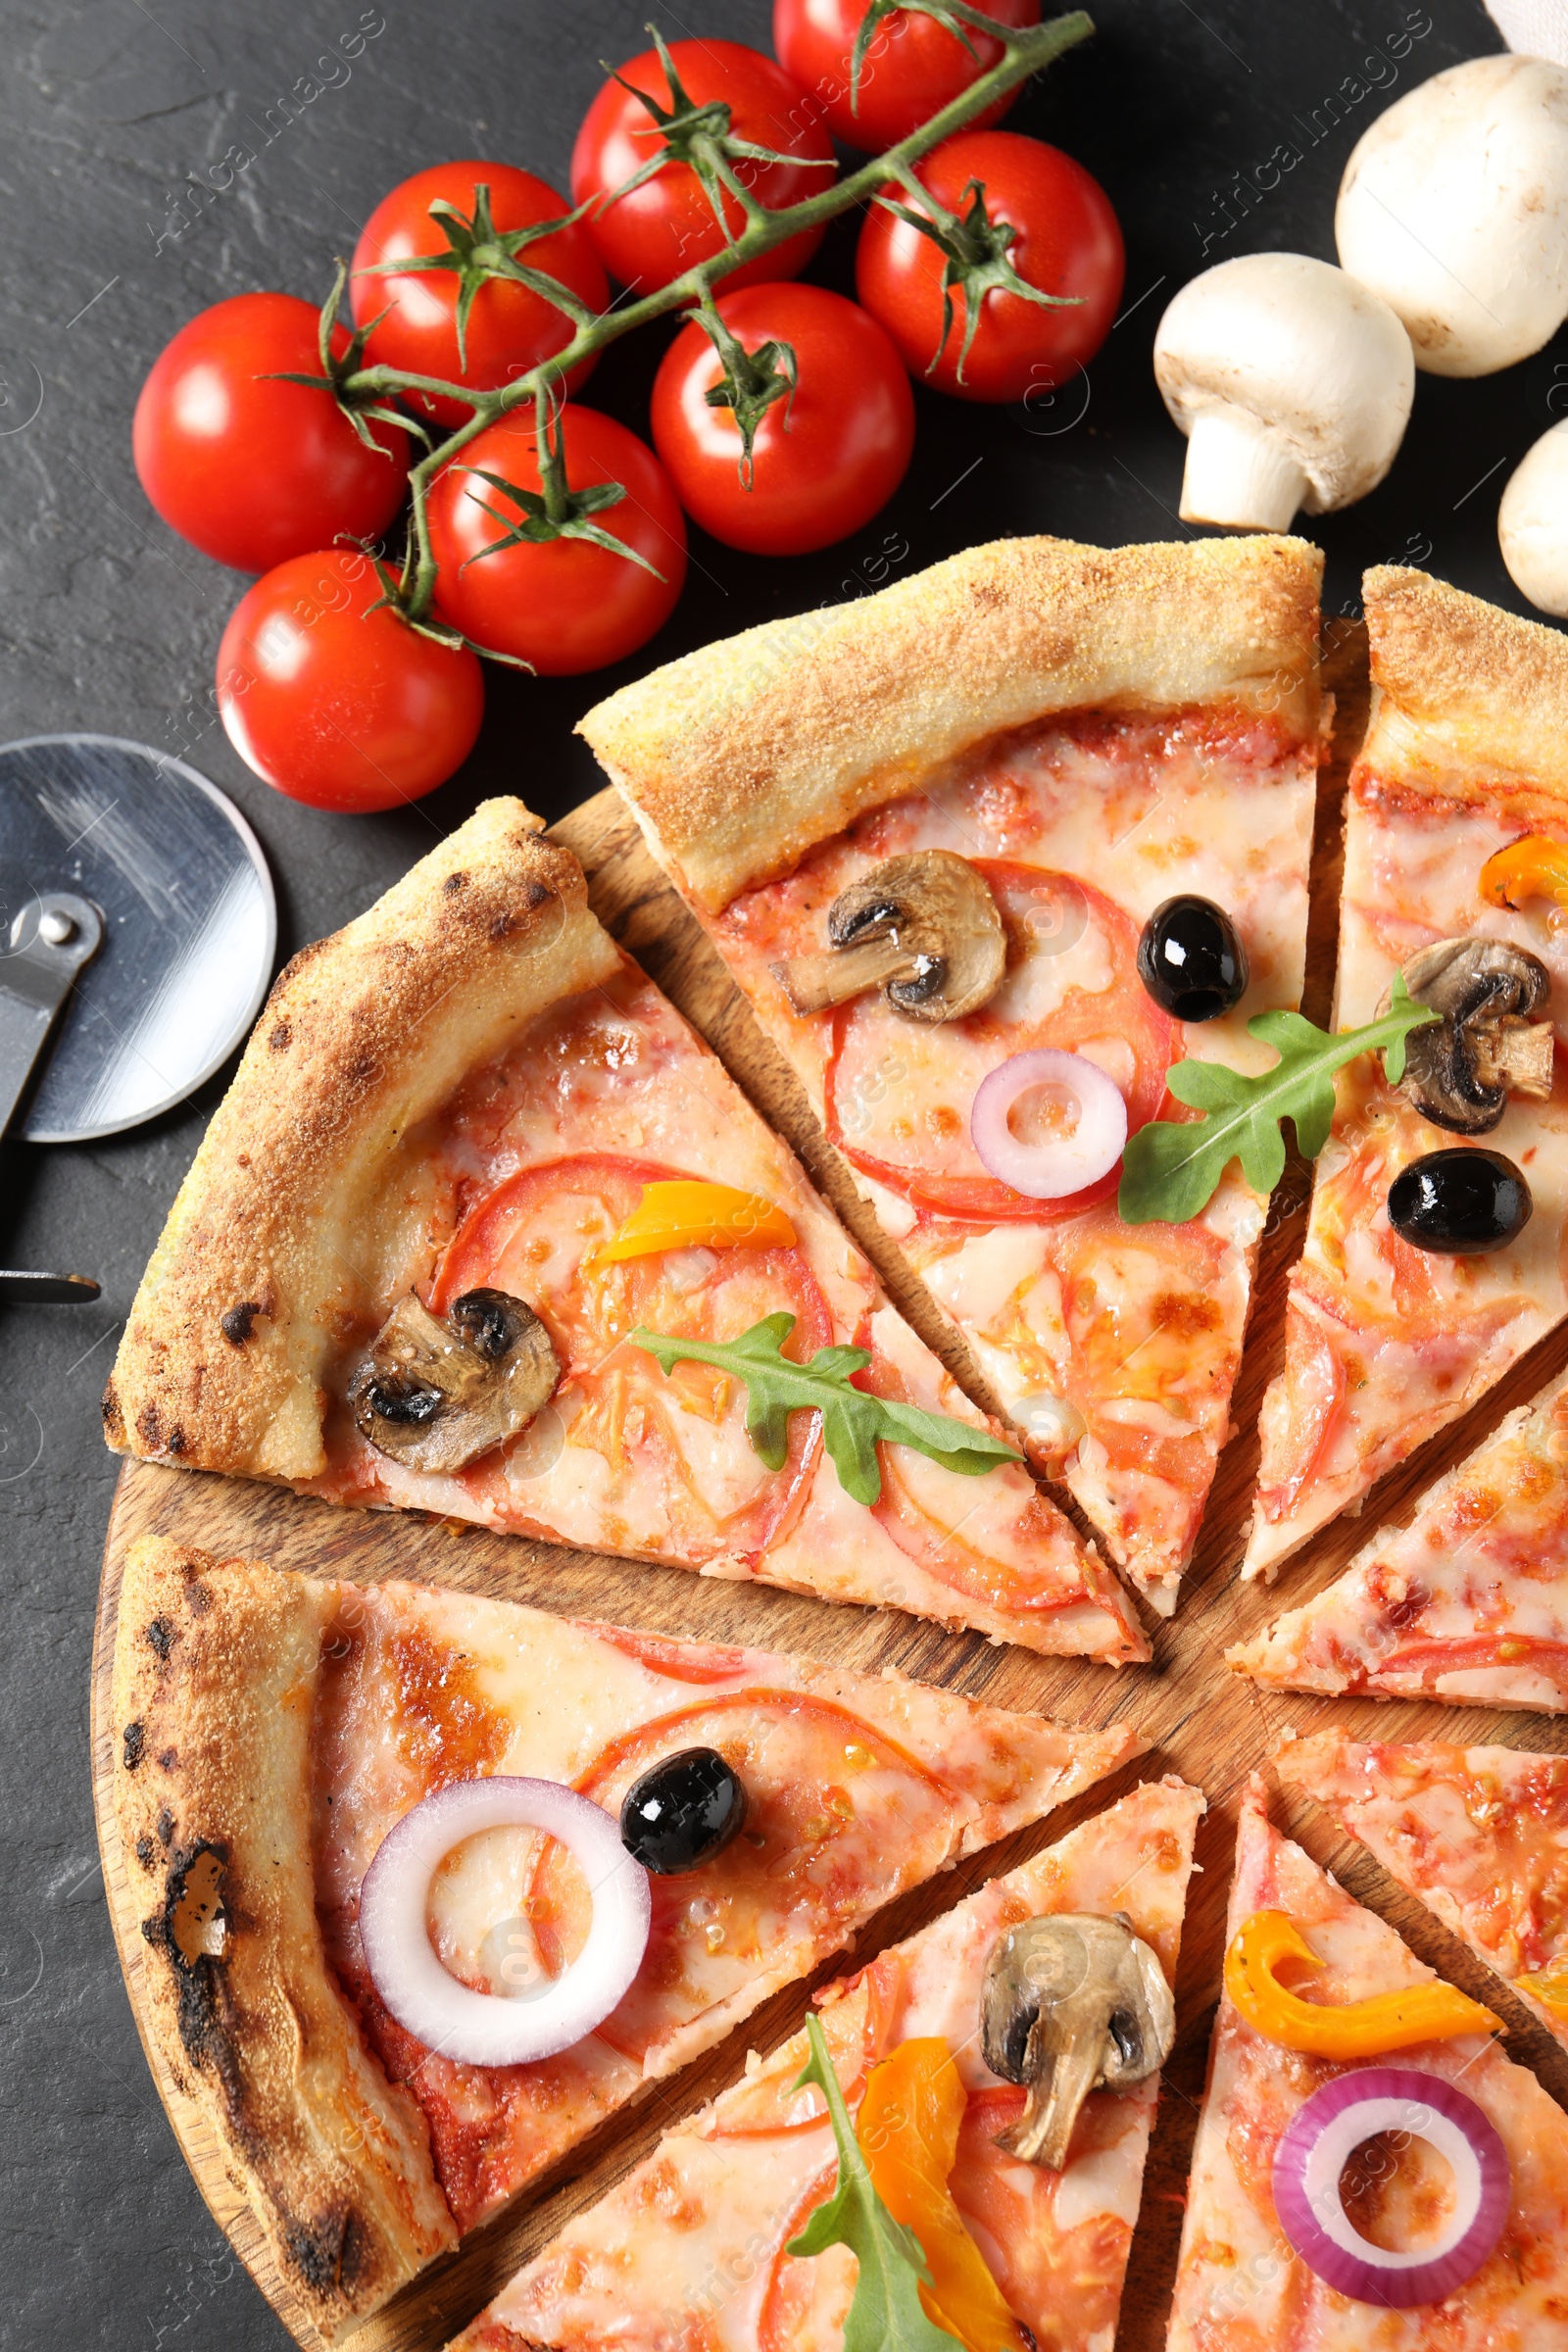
[359,1776,652,2066]
[1272,2067,1509,2307]
[969,1049,1128,1200]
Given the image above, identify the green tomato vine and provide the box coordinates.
[309,7,1096,654]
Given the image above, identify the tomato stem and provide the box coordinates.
[346,8,1094,627]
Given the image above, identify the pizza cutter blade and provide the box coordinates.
[0,735,276,1298]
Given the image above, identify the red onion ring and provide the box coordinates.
[1272,2067,1509,2307]
[969,1050,1128,1200]
[359,1777,651,2066]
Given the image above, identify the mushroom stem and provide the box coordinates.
[1179,405,1311,531]
[999,2029,1102,2170]
[773,935,923,1016]
[1474,1018,1555,1099]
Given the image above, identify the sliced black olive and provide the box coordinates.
[1387,1148,1533,1255]
[1136,896,1249,1022]
[619,1747,748,1876]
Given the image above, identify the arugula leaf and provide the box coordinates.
[787,2014,961,2352]
[1117,975,1440,1227]
[628,1312,1022,1505]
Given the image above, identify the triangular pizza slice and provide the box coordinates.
[105,798,1145,1664]
[1278,1733,1568,2055]
[582,532,1325,1614]
[111,1535,1143,2342]
[1229,1367,1568,1711]
[449,1775,1203,2352]
[1168,1775,1568,2349]
[1245,567,1568,1584]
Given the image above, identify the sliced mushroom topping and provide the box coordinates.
[349,1288,559,1475]
[771,850,1005,1024]
[980,1910,1176,2169]
[1380,937,1553,1135]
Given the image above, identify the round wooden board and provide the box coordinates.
[93,621,1568,2352]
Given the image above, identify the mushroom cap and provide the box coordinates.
[349,1289,560,1475]
[980,1910,1175,2167]
[828,849,1006,1022]
[1383,936,1553,1135]
[1153,254,1413,514]
[1500,418,1568,615]
[1336,54,1568,377]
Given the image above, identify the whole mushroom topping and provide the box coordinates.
[772,849,1005,1023]
[1498,420,1568,616]
[980,1910,1176,2169]
[1152,253,1413,530]
[1336,55,1568,378]
[1380,938,1553,1135]
[349,1287,559,1474]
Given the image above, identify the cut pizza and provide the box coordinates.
[1230,1367,1568,1711]
[111,1534,1143,2341]
[448,1773,1203,2352]
[1278,1732,1568,2055]
[1245,566,1568,1585]
[103,798,1147,1664]
[581,532,1325,1614]
[1167,1773,1568,2350]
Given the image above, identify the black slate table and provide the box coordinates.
[0,0,1532,2341]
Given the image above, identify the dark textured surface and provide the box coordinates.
[0,0,1538,2342]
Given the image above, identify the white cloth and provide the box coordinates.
[1486,0,1568,65]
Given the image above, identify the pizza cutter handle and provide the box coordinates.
[0,892,104,1139]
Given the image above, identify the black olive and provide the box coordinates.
[1387,1148,1533,1254]
[619,1747,748,1876]
[1136,896,1249,1022]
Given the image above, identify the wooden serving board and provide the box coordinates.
[93,618,1568,2352]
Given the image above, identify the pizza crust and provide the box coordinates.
[103,799,620,1483]
[111,1537,456,2341]
[1363,563,1568,808]
[581,531,1326,910]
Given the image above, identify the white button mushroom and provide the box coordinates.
[1152,254,1414,530]
[1499,418,1568,612]
[1336,54,1568,377]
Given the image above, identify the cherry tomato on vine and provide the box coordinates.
[427,404,687,675]
[216,547,484,811]
[133,293,410,573]
[773,0,1040,151]
[651,284,913,556]
[350,162,610,428]
[856,129,1124,403]
[571,39,836,296]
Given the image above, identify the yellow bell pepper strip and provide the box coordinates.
[857,2037,1027,2352]
[1478,835,1568,914]
[1516,1958,1568,2014]
[596,1180,797,1263]
[1225,1910,1501,2057]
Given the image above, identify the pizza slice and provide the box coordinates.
[1277,1733,1568,2055]
[581,532,1325,1614]
[1245,567,1568,1584]
[448,1774,1203,2352]
[1229,1367,1568,1711]
[104,797,1146,1664]
[111,1534,1142,2342]
[1167,1774,1568,2350]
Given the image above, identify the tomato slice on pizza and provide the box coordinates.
[104,799,1145,1665]
[1230,1366,1568,1713]
[1278,1734,1568,2057]
[450,1775,1203,2352]
[583,534,1324,1613]
[1168,1775,1568,2349]
[1245,566,1568,1584]
[112,1535,1143,2342]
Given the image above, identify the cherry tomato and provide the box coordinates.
[772,0,1040,150]
[856,129,1124,403]
[133,292,410,573]
[571,39,836,296]
[216,548,484,811]
[427,404,687,675]
[651,283,913,556]
[350,161,609,428]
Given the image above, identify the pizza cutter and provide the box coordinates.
[0,735,275,1300]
